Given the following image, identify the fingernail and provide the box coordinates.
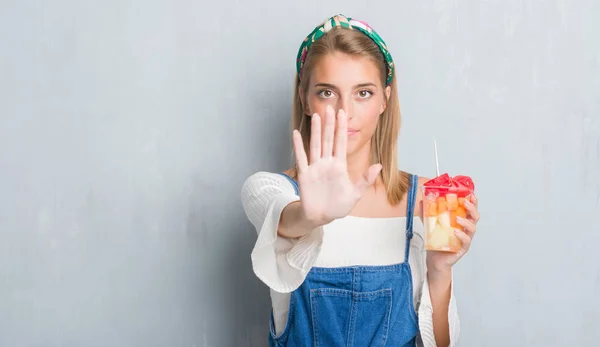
[464,200,473,207]
[456,216,465,224]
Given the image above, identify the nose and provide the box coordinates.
[336,96,353,120]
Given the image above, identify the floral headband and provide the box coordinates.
[296,14,395,86]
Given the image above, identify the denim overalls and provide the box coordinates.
[269,173,420,347]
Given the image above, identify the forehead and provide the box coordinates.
[309,52,382,87]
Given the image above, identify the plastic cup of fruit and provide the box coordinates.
[421,186,473,252]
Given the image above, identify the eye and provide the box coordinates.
[317,89,335,98]
[358,89,373,98]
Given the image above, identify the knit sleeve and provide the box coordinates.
[241,171,324,293]
[416,269,460,347]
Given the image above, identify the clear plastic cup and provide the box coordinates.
[421,186,474,252]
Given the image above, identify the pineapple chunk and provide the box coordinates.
[438,211,451,228]
[428,225,449,249]
[425,216,437,232]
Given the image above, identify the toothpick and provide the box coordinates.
[434,139,440,177]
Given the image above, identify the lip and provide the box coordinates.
[347,128,359,136]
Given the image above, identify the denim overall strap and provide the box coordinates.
[404,174,419,264]
[278,172,299,195]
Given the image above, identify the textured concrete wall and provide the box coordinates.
[0,1,598,346]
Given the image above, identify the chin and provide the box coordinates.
[345,139,371,156]
[345,145,365,156]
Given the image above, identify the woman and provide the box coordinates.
[241,14,480,347]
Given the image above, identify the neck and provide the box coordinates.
[346,141,375,184]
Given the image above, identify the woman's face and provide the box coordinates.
[303,52,391,155]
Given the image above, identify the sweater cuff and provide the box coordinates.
[251,193,324,293]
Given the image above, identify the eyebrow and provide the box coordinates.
[313,82,378,89]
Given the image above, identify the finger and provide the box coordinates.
[470,193,478,209]
[355,164,382,195]
[453,229,472,254]
[309,114,321,164]
[333,109,347,160]
[322,105,335,158]
[456,216,476,238]
[463,199,480,223]
[293,130,308,174]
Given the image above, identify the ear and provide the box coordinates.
[380,85,392,114]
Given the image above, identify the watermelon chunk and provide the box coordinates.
[423,173,475,198]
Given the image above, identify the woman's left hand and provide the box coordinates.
[426,193,480,273]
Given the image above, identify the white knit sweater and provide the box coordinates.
[241,171,460,347]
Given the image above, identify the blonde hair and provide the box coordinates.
[289,27,409,205]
